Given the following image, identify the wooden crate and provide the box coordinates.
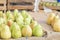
[0,0,6,13]
[7,0,34,3]
[7,0,34,10]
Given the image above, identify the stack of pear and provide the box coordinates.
[47,13,60,32]
[47,13,59,27]
[51,15,59,27]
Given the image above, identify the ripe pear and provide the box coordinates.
[30,20,38,29]
[10,22,21,38]
[47,13,55,25]
[53,19,60,32]
[7,19,13,27]
[22,25,32,37]
[51,15,59,27]
[1,24,11,38]
[32,24,43,37]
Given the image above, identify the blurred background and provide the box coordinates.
[0,0,60,12]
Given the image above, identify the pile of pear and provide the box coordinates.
[47,13,60,32]
[0,9,44,39]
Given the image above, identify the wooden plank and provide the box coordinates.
[0,0,6,4]
[8,5,34,10]
[0,6,6,10]
[8,0,34,3]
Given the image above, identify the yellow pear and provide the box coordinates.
[47,13,55,25]
[30,20,37,30]
[53,19,60,32]
[22,25,32,37]
[51,15,59,27]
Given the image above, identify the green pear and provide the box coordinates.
[13,9,19,19]
[53,2,57,6]
[24,17,32,25]
[2,13,7,20]
[16,13,24,20]
[6,11,14,21]
[21,10,29,19]
[16,16,24,29]
[10,22,21,38]
[0,11,3,17]
[22,25,32,37]
[33,24,43,37]
[0,17,6,25]
[24,15,32,25]
[49,3,53,6]
[1,24,11,38]
[45,2,50,6]
[16,13,24,29]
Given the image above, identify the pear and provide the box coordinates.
[7,19,13,27]
[30,20,38,29]
[47,13,55,25]
[53,19,60,32]
[32,24,43,37]
[3,13,7,20]
[6,11,14,21]
[24,15,32,25]
[16,17,24,29]
[0,17,6,25]
[45,2,50,6]
[13,9,19,20]
[1,24,11,38]
[16,13,24,20]
[24,17,31,25]
[10,22,21,38]
[22,25,32,37]
[51,15,59,27]
[0,11,3,17]
[16,14,24,29]
[21,10,28,19]
[21,10,32,19]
